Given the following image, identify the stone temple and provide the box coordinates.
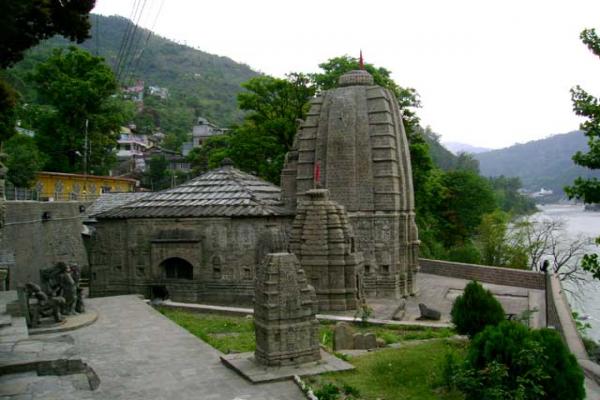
[281,69,419,298]
[87,68,418,306]
[289,189,363,311]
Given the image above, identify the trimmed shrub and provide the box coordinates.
[451,280,505,337]
[457,321,585,400]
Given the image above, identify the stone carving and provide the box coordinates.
[254,253,320,366]
[281,68,420,298]
[289,189,363,311]
[333,322,379,351]
[40,262,84,316]
[23,282,66,327]
[418,303,441,321]
[392,299,406,321]
[333,322,355,351]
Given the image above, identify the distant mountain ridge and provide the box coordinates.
[474,131,600,195]
[443,142,492,155]
[7,14,259,129]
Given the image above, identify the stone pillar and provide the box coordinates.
[0,153,6,290]
[254,252,321,366]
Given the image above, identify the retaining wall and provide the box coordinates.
[418,258,545,290]
[1,201,90,289]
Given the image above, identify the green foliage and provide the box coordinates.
[437,171,497,246]
[353,303,373,326]
[0,0,94,69]
[447,242,482,264]
[144,154,171,190]
[0,77,18,143]
[313,383,340,400]
[25,47,132,174]
[3,134,45,187]
[308,340,467,400]
[205,73,315,183]
[451,281,505,338]
[488,176,537,216]
[456,322,585,400]
[477,210,528,268]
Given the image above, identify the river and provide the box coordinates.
[536,204,600,341]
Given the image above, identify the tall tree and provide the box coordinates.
[0,0,95,145]
[565,28,600,280]
[565,28,600,203]
[0,0,95,68]
[3,134,45,187]
[216,73,316,183]
[28,47,133,174]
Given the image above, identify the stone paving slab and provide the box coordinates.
[221,349,353,383]
[0,295,304,400]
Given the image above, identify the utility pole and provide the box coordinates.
[83,119,89,176]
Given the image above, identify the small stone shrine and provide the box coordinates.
[254,252,320,366]
[289,189,363,311]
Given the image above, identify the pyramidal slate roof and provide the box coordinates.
[96,164,291,219]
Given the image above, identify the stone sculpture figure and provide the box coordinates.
[24,282,65,327]
[254,253,321,366]
[40,262,83,316]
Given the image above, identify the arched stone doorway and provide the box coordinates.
[160,257,194,280]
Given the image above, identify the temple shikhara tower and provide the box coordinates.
[281,67,419,299]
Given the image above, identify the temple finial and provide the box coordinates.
[359,50,364,70]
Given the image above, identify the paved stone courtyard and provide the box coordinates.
[0,295,304,400]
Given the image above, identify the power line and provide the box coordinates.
[127,0,165,83]
[117,0,149,83]
[114,0,143,81]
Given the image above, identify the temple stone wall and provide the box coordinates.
[1,201,90,289]
[254,252,320,366]
[88,216,291,304]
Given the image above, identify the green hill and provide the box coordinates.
[475,131,600,194]
[6,14,259,134]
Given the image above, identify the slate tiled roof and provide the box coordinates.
[96,165,291,219]
[87,192,150,217]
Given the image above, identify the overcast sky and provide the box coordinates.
[93,0,600,149]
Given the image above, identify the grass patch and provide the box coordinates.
[158,307,455,356]
[319,321,455,350]
[307,340,467,400]
[157,307,255,354]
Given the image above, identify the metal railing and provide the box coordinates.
[4,186,100,202]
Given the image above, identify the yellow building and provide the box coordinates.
[35,172,137,201]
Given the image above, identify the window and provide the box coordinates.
[160,257,193,280]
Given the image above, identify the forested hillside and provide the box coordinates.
[475,131,600,194]
[5,14,259,133]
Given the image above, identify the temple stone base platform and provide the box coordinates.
[29,309,98,335]
[221,349,353,383]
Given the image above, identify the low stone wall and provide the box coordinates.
[546,272,600,385]
[1,201,90,289]
[418,258,545,290]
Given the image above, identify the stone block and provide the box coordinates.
[418,303,441,321]
[364,332,377,350]
[333,322,354,351]
[353,333,366,350]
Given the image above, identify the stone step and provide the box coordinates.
[0,313,11,329]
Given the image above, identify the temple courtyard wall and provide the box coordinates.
[1,201,90,290]
[88,216,291,304]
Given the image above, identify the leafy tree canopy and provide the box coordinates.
[0,0,95,68]
[28,47,133,174]
[3,134,45,187]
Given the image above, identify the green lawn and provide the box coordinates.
[159,307,455,354]
[157,307,256,353]
[306,340,467,400]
